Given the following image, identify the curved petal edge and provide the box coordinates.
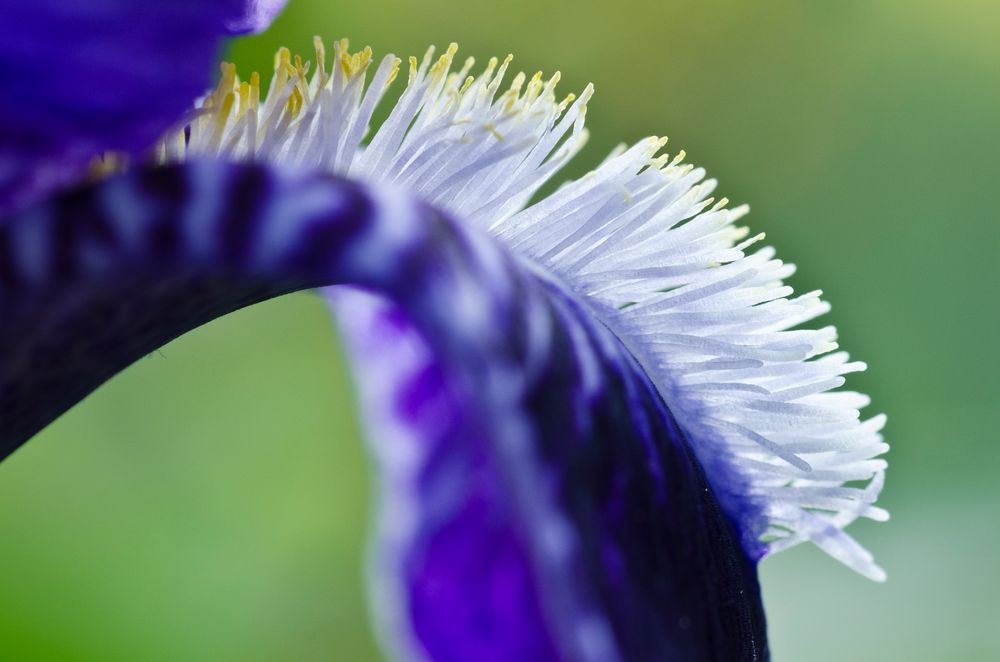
[0,162,767,661]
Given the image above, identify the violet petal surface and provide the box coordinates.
[0,0,256,214]
[0,162,767,661]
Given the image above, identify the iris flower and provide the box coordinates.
[0,1,889,660]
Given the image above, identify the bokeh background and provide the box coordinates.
[2,0,997,659]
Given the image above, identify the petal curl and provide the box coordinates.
[170,41,887,577]
[0,0,249,214]
[0,162,767,660]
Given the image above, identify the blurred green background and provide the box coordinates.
[2,0,997,659]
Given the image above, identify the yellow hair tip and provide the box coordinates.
[387,57,402,85]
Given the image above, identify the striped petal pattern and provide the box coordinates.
[0,162,767,661]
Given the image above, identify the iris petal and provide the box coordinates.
[171,41,887,576]
[0,162,767,660]
[0,0,258,214]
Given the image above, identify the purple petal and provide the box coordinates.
[0,162,768,660]
[332,288,769,661]
[0,0,246,215]
[223,0,288,34]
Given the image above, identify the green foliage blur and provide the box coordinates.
[1,1,997,659]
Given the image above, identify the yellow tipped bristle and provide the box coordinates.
[249,72,260,110]
[211,91,236,146]
[210,62,237,108]
[651,154,670,169]
[484,56,499,79]
[274,46,291,71]
[421,45,436,68]
[313,36,327,80]
[408,56,418,83]
[458,56,475,79]
[220,62,236,86]
[236,81,251,118]
[274,47,291,92]
[430,43,458,78]
[509,71,526,93]
[285,86,302,118]
[387,57,401,85]
[487,55,513,93]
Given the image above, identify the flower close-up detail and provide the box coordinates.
[0,1,889,660]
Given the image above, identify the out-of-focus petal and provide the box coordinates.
[223,0,288,34]
[0,162,768,661]
[0,0,245,215]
